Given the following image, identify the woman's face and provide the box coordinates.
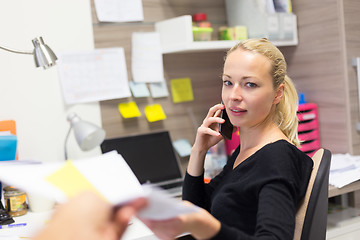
[222,48,283,129]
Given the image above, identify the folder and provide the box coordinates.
[0,120,18,160]
[0,135,17,161]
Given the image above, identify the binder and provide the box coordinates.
[0,120,18,160]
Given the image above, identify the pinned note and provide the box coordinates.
[94,0,144,22]
[132,32,164,83]
[144,104,167,122]
[172,139,192,157]
[129,81,150,98]
[57,48,131,104]
[149,81,169,98]
[170,78,194,103]
[118,102,142,118]
[46,161,103,199]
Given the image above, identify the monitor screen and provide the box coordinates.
[100,131,182,184]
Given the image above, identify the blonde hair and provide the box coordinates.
[226,38,300,147]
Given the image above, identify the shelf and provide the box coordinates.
[155,15,298,54]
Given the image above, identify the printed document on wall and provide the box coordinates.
[57,48,131,104]
[94,0,144,22]
[132,32,164,83]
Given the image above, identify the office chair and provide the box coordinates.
[293,148,332,240]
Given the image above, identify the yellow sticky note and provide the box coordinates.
[144,104,167,122]
[118,101,141,118]
[45,161,104,199]
[170,78,194,103]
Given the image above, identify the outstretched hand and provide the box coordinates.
[34,192,147,240]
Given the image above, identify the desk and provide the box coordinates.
[329,181,360,198]
[0,210,157,240]
[0,210,53,239]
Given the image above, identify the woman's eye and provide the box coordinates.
[245,82,257,88]
[223,80,232,86]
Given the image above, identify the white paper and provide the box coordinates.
[329,153,360,188]
[0,152,198,220]
[138,185,200,220]
[149,81,169,98]
[0,161,67,202]
[132,32,164,83]
[0,131,11,136]
[94,0,144,22]
[57,48,131,104]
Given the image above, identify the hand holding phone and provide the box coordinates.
[219,108,234,140]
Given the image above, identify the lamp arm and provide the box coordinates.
[0,45,33,55]
[64,125,73,160]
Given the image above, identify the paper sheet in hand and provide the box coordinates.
[0,151,198,220]
[0,151,143,204]
[138,185,200,220]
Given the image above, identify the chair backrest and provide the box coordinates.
[293,148,332,240]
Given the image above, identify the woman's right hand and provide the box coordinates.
[192,103,226,154]
[187,104,226,176]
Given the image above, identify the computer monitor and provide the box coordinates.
[100,131,183,185]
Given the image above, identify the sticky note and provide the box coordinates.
[118,101,142,118]
[129,81,150,98]
[149,81,169,98]
[45,161,104,199]
[170,78,194,103]
[144,104,167,122]
[173,139,192,157]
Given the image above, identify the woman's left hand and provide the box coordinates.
[140,202,221,240]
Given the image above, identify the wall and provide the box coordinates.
[343,0,360,155]
[0,0,102,162]
[280,0,360,155]
[91,0,360,156]
[91,0,228,170]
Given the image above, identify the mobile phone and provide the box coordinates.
[219,108,233,140]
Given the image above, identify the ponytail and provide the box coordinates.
[276,75,300,147]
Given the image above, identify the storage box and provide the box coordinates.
[192,27,213,41]
[297,103,321,156]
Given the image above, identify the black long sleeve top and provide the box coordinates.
[182,140,313,239]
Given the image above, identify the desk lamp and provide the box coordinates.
[0,36,57,69]
[64,113,106,160]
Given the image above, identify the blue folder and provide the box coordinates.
[0,135,17,161]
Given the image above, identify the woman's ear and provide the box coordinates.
[273,83,285,105]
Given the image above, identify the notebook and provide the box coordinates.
[100,131,183,197]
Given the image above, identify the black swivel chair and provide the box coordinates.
[293,148,332,240]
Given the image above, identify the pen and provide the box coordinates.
[0,223,27,229]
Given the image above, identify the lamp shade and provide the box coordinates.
[0,36,57,69]
[67,113,105,151]
[32,37,57,69]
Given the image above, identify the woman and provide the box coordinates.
[141,38,313,239]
